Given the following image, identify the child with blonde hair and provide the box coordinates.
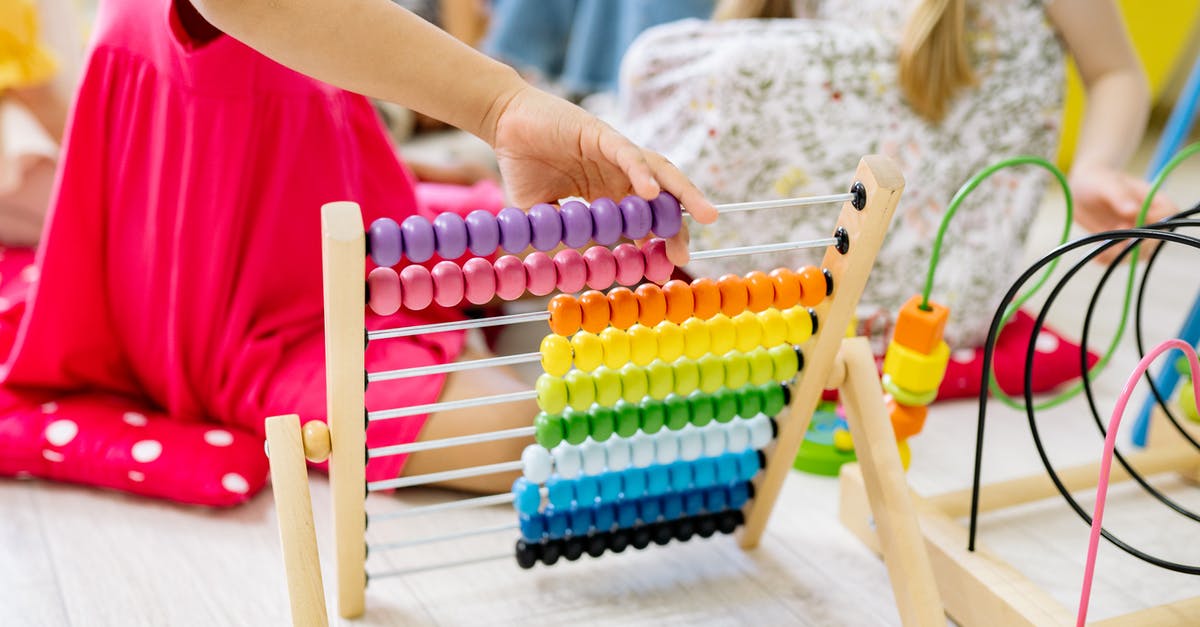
[619,0,1173,352]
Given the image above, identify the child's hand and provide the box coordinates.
[488,85,717,265]
[1070,164,1177,262]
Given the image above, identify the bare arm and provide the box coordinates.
[1047,0,1147,171]
[190,0,520,144]
[1046,0,1175,233]
[188,0,718,262]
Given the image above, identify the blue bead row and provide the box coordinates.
[518,481,752,542]
[512,449,762,516]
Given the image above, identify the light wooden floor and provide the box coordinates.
[4,142,1200,626]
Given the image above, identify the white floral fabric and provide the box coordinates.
[616,0,1064,346]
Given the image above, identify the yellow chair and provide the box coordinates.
[1056,0,1200,169]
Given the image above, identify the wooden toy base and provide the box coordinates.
[838,413,1200,627]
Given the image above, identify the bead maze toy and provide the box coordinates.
[264,155,946,625]
[840,209,1200,625]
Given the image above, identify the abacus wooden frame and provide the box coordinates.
[838,411,1200,626]
[264,155,946,626]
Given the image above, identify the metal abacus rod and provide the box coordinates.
[689,238,837,260]
[366,235,838,342]
[369,523,519,553]
[367,426,536,458]
[712,193,854,213]
[369,353,540,382]
[367,492,516,523]
[369,390,538,422]
[368,460,526,491]
[368,553,513,581]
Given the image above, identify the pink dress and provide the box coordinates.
[0,0,467,506]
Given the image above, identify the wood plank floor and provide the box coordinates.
[3,141,1200,626]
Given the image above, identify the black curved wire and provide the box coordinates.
[1025,229,1200,526]
[968,227,1200,575]
[1133,206,1200,450]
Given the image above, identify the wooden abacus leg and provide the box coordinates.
[266,414,329,627]
[322,202,368,618]
[837,338,944,626]
[740,155,905,548]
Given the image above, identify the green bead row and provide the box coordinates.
[534,382,789,449]
[534,345,801,414]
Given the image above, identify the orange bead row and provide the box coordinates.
[548,265,830,337]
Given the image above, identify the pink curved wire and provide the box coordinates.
[1076,338,1200,626]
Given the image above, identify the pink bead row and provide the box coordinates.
[366,239,674,315]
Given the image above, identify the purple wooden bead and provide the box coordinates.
[496,206,532,253]
[559,200,593,249]
[649,192,683,239]
[400,215,435,263]
[528,203,564,251]
[590,197,622,246]
[433,212,469,260]
[367,217,403,267]
[465,209,501,257]
[619,195,653,240]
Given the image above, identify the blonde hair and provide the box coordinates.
[712,0,795,20]
[712,0,975,123]
[897,0,974,122]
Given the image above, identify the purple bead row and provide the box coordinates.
[366,192,683,267]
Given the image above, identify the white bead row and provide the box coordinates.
[519,414,775,484]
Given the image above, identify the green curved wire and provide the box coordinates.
[921,156,1073,315]
[920,143,1200,411]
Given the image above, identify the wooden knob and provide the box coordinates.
[301,420,332,463]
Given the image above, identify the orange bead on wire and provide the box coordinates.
[635,283,667,327]
[579,290,611,334]
[548,294,583,336]
[717,274,748,317]
[797,266,826,307]
[744,271,775,313]
[769,268,801,309]
[608,287,639,330]
[662,280,695,324]
[690,277,720,320]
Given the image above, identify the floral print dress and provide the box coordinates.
[616,0,1064,347]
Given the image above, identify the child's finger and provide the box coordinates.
[665,226,691,266]
[603,133,661,200]
[647,152,717,224]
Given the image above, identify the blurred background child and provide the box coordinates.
[616,0,1177,352]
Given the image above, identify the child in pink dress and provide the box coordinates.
[0,0,713,506]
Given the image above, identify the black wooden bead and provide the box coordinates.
[716,511,739,535]
[674,518,695,542]
[586,534,607,558]
[652,522,673,546]
[563,537,585,561]
[515,540,539,569]
[609,529,630,553]
[541,540,563,565]
[696,515,717,538]
[631,526,652,550]
[823,268,835,294]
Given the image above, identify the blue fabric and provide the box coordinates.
[483,0,714,93]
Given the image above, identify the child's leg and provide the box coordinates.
[0,389,268,506]
[400,347,538,493]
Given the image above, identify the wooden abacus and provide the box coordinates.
[265,155,944,625]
